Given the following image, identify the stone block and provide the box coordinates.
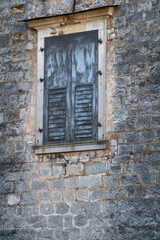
[52,191,62,202]
[133,162,150,173]
[63,190,75,202]
[118,144,131,155]
[150,185,160,197]
[21,192,37,205]
[151,161,160,171]
[133,144,144,154]
[91,189,105,201]
[48,215,63,228]
[0,113,4,124]
[120,174,139,186]
[107,187,125,199]
[77,189,89,202]
[39,191,51,202]
[136,186,148,197]
[126,186,135,198]
[40,167,51,176]
[16,181,29,192]
[65,177,77,189]
[8,194,20,206]
[53,165,65,175]
[78,175,102,188]
[74,215,88,226]
[103,175,119,186]
[141,172,156,184]
[109,163,123,174]
[64,215,73,228]
[49,179,64,189]
[40,204,54,215]
[86,162,107,175]
[31,180,47,191]
[55,203,69,214]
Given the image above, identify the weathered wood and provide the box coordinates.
[44,30,98,145]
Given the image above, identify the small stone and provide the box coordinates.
[8,194,20,206]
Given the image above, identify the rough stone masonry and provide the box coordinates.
[0,0,160,239]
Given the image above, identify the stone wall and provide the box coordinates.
[0,0,160,239]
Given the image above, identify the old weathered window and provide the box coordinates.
[32,13,106,154]
[43,31,98,145]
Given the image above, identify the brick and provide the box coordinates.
[31,180,47,191]
[49,179,64,189]
[85,162,107,175]
[120,174,139,186]
[78,175,102,188]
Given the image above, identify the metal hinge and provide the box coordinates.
[40,47,44,52]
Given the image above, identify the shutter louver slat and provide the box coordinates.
[74,85,93,140]
[48,88,66,141]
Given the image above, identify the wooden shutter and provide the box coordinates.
[43,36,71,145]
[43,31,98,145]
[71,31,98,142]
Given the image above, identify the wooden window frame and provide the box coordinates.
[35,17,106,154]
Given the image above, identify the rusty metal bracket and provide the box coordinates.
[98,39,102,44]
[98,122,102,127]
[40,47,44,52]
[39,128,43,133]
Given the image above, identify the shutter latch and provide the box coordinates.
[40,78,44,82]
[39,128,43,133]
[98,122,102,127]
